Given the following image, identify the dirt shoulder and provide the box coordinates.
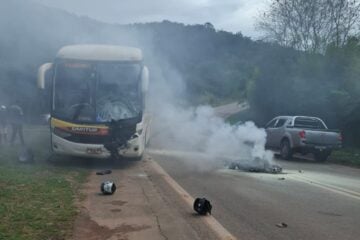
[71,156,223,240]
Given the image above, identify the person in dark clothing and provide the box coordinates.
[8,103,25,145]
[0,105,8,145]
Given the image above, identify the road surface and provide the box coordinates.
[146,102,360,239]
[214,102,249,119]
[149,150,360,240]
[70,102,360,240]
[70,157,234,240]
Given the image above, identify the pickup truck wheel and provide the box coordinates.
[314,150,331,162]
[280,139,293,160]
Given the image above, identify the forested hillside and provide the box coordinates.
[1,0,360,145]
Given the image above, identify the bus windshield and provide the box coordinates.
[53,62,142,123]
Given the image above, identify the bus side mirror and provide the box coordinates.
[37,63,53,89]
[141,66,149,93]
[37,63,53,123]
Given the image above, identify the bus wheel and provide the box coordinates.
[132,155,143,161]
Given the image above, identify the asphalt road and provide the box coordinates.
[148,150,360,240]
[64,101,360,240]
[214,102,249,119]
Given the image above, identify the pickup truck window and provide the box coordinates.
[294,117,326,129]
[265,119,277,128]
[274,119,286,128]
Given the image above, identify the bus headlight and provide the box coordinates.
[130,129,143,140]
[130,133,139,140]
[53,127,72,138]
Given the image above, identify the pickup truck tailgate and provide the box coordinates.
[304,130,340,146]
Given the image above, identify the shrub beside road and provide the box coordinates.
[330,148,360,167]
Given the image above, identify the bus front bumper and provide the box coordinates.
[52,134,144,159]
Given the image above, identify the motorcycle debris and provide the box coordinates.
[193,197,212,215]
[100,181,116,195]
[276,222,288,228]
[96,170,112,175]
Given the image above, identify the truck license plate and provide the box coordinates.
[86,147,103,154]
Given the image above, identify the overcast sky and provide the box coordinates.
[34,0,268,38]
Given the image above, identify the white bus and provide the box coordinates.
[38,45,150,160]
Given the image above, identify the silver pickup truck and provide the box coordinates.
[265,116,342,161]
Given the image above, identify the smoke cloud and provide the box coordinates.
[146,54,274,171]
[0,0,274,171]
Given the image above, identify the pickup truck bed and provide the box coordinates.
[265,116,342,161]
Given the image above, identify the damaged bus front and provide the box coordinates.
[37,45,150,159]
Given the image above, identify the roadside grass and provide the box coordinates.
[330,148,360,167]
[0,125,88,240]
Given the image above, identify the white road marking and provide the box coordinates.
[220,167,360,201]
[148,149,211,158]
[288,174,360,201]
[148,158,237,240]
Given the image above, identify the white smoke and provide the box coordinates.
[147,61,274,171]
[0,0,273,171]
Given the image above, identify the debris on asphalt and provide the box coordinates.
[101,181,116,195]
[278,177,286,180]
[18,146,34,163]
[227,157,282,174]
[96,169,112,175]
[276,222,288,228]
[193,197,212,215]
[267,165,283,174]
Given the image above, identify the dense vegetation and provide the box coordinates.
[0,0,360,146]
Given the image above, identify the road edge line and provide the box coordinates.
[148,158,237,240]
[289,175,360,201]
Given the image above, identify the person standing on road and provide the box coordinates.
[0,105,8,145]
[8,102,25,145]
